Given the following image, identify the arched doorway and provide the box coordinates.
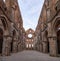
[45,31,49,53]
[11,40,13,52]
[54,19,60,54]
[0,28,3,54]
[57,28,60,54]
[51,16,60,56]
[47,41,49,53]
[55,20,60,54]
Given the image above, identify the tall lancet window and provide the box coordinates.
[45,0,49,7]
[46,8,51,22]
[45,0,50,22]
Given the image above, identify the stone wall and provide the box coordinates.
[35,0,60,57]
[0,0,25,56]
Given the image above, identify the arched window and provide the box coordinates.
[26,44,28,48]
[29,44,31,48]
[0,16,8,30]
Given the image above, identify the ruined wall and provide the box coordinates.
[0,0,25,56]
[35,0,60,57]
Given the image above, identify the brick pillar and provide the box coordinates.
[42,41,48,53]
[18,41,23,52]
[40,43,43,52]
[2,35,12,56]
[18,43,21,52]
[48,36,58,56]
[47,23,58,56]
[42,30,49,53]
[13,37,18,53]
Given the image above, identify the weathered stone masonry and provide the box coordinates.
[35,0,60,57]
[0,0,25,56]
[0,0,60,57]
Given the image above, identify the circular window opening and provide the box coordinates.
[28,34,33,38]
[58,27,60,30]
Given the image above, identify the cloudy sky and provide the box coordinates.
[18,0,44,31]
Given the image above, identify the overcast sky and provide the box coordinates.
[18,0,44,31]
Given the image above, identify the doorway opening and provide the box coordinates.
[57,30,60,54]
[0,28,3,54]
[45,31,49,53]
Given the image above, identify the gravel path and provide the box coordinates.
[0,50,60,61]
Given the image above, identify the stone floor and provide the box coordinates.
[0,50,60,61]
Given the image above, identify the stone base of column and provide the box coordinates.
[18,44,23,52]
[2,35,12,56]
[42,41,48,53]
[39,44,43,52]
[13,41,18,53]
[49,37,58,57]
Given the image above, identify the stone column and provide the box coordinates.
[48,36,58,56]
[18,40,23,52]
[13,37,18,53]
[42,41,48,53]
[42,31,48,53]
[40,43,43,52]
[2,35,12,56]
[48,23,58,56]
[18,43,21,52]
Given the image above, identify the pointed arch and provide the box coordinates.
[52,16,60,54]
[0,15,8,30]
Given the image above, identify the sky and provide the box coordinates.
[18,0,44,31]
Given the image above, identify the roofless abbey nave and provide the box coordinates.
[0,0,60,58]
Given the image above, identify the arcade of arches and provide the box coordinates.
[0,0,60,57]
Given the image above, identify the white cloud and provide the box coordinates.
[18,0,44,30]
